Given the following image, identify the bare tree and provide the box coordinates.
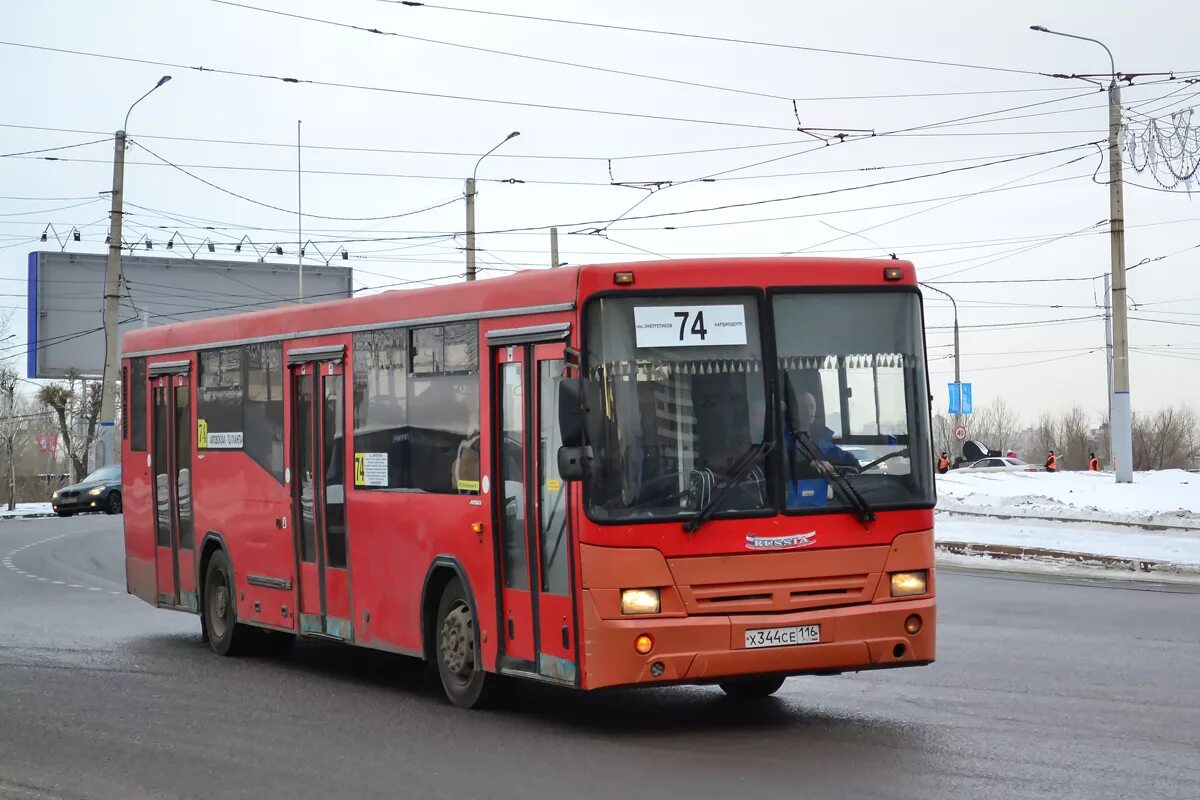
[1133,405,1199,470]
[0,366,27,510]
[966,398,1022,453]
[1029,412,1059,463]
[37,372,102,482]
[1056,406,1094,470]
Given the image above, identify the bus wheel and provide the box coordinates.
[436,577,501,709]
[718,676,786,699]
[203,549,249,657]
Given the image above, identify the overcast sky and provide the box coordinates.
[3,0,1199,427]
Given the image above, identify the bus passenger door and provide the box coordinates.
[150,366,196,610]
[531,344,575,683]
[493,346,534,663]
[491,341,576,683]
[289,356,352,640]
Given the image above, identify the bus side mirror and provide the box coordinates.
[558,446,592,481]
[559,377,587,447]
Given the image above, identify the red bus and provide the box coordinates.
[121,257,936,707]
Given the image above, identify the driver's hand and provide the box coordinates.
[811,460,835,476]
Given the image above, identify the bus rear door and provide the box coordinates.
[149,360,197,610]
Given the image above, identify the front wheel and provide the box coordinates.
[105,492,122,515]
[203,549,251,656]
[435,578,503,709]
[719,676,786,699]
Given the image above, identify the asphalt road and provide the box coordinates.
[2,516,1198,800]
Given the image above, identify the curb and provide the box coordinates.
[936,507,1200,534]
[937,540,1200,578]
[0,512,57,521]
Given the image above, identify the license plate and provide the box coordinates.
[743,625,820,649]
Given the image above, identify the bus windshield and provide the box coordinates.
[774,291,933,512]
[583,289,933,523]
[584,295,770,522]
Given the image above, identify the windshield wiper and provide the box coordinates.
[682,438,775,534]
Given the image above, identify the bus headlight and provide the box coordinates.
[889,571,927,597]
[621,588,661,615]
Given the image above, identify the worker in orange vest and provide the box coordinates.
[1045,450,1058,472]
[1088,453,1100,471]
[937,452,950,474]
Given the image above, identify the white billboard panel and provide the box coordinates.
[26,251,353,378]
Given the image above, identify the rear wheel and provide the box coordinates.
[435,577,503,709]
[105,491,122,515]
[203,550,251,656]
[718,676,786,699]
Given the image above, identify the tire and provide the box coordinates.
[105,492,122,515]
[202,549,251,657]
[718,676,786,699]
[435,577,503,709]
[56,511,73,518]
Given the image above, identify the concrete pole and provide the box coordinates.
[550,226,559,268]
[1104,273,1114,469]
[96,130,127,467]
[465,178,477,282]
[1108,82,1134,483]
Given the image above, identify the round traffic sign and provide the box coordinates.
[954,425,967,441]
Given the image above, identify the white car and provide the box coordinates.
[964,456,1043,473]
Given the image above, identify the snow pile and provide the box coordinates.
[936,517,1200,566]
[0,503,54,518]
[936,469,1200,528]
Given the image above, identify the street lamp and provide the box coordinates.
[921,282,962,446]
[97,75,173,468]
[1031,26,1132,482]
[465,131,520,282]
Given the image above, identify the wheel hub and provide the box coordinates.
[440,601,474,681]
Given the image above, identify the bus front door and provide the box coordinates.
[491,341,576,684]
[150,367,197,610]
[289,358,352,641]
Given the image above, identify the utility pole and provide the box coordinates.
[550,226,559,268]
[465,177,477,282]
[465,131,520,282]
[1104,274,1114,468]
[1032,26,1132,482]
[97,75,171,469]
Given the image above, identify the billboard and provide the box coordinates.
[26,251,353,378]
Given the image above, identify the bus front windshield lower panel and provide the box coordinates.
[773,291,934,512]
[585,295,770,523]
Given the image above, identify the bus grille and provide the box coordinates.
[666,547,889,615]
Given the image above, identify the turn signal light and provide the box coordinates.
[470,522,484,534]
[889,571,927,597]
[613,271,635,285]
[904,614,923,635]
[884,266,904,281]
[634,634,654,655]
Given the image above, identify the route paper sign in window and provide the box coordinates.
[634,305,747,347]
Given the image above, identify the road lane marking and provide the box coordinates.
[2,526,128,597]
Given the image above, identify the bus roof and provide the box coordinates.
[122,257,915,356]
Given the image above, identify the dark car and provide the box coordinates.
[51,465,122,517]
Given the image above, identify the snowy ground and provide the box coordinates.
[935,470,1200,577]
[0,503,53,518]
[937,469,1200,528]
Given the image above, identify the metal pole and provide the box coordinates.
[97,129,126,468]
[465,177,476,281]
[550,226,559,268]
[297,120,303,302]
[920,282,961,445]
[1108,81,1133,482]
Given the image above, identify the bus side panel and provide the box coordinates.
[192,453,294,630]
[123,442,158,606]
[347,493,492,657]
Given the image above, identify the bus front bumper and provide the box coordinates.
[580,593,935,690]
